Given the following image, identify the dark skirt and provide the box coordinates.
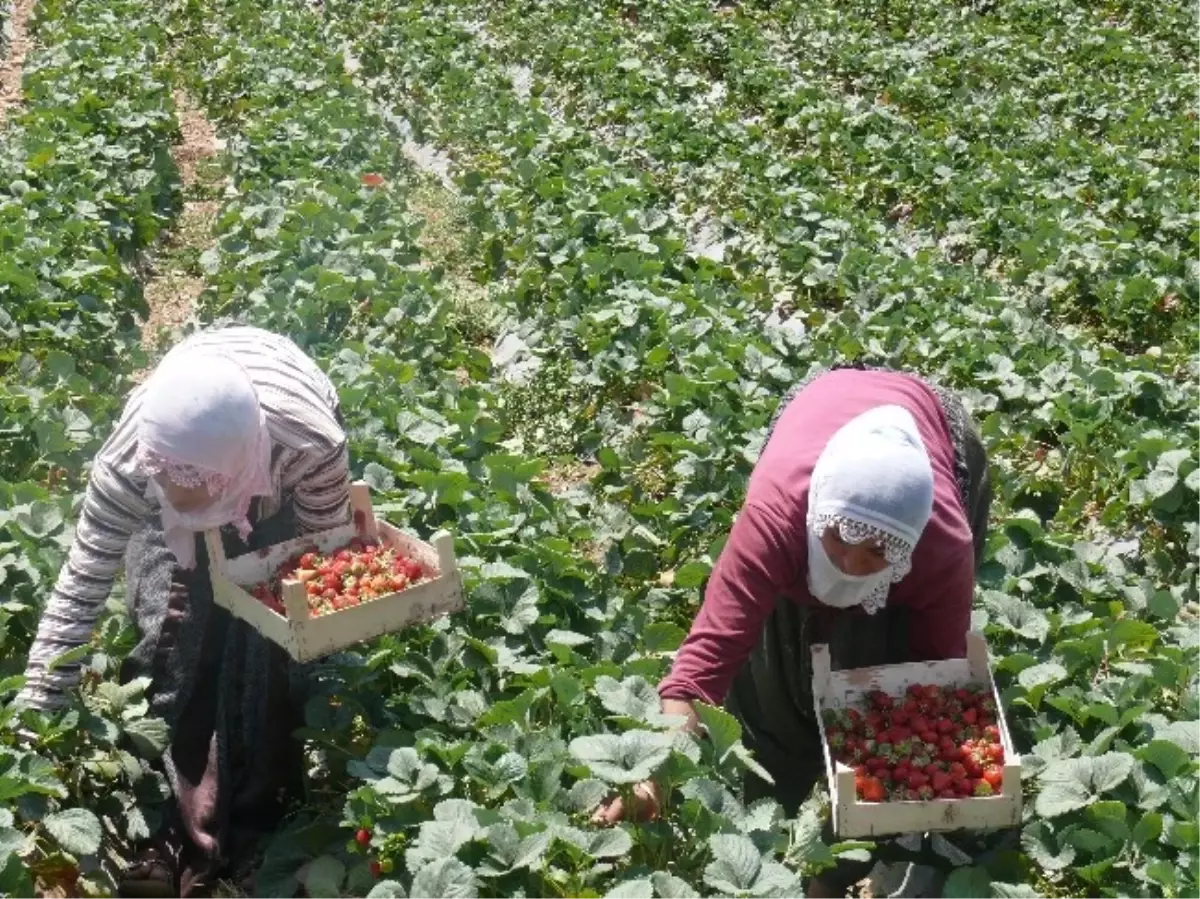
[727,363,994,814]
[119,500,308,897]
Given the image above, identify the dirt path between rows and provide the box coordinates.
[0,0,35,122]
[137,88,222,362]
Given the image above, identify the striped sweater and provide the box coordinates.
[20,326,351,709]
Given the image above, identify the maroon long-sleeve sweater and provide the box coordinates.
[658,369,975,706]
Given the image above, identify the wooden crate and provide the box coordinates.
[205,482,465,662]
[812,631,1022,838]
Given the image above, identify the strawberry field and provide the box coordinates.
[0,0,1196,896]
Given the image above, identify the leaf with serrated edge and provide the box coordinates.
[705,833,761,892]
[651,872,700,898]
[42,808,102,857]
[604,878,653,898]
[410,858,477,899]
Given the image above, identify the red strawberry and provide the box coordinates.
[940,744,963,763]
[907,772,929,789]
[949,762,967,779]
[868,690,894,710]
[937,788,956,800]
[963,707,978,725]
[982,766,1004,790]
[860,777,887,803]
[937,719,956,735]
[931,771,952,793]
[356,828,372,847]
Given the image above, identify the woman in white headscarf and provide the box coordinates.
[597,362,992,894]
[19,324,352,897]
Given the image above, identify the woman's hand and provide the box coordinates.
[591,780,662,826]
[591,697,699,825]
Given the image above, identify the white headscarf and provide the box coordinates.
[806,404,934,614]
[134,346,273,569]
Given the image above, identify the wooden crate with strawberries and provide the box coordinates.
[812,631,1023,838]
[204,482,465,662]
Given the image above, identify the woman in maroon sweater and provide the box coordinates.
[599,364,992,889]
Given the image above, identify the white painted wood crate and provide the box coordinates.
[812,631,1023,838]
[204,482,465,662]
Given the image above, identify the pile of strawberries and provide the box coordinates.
[250,537,429,618]
[823,682,1006,803]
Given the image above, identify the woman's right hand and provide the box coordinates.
[591,780,663,825]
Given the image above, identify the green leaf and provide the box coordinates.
[1090,752,1135,792]
[303,855,345,897]
[1150,720,1200,754]
[642,622,686,653]
[594,676,663,723]
[1144,859,1177,890]
[586,827,633,859]
[675,561,711,588]
[943,866,991,898]
[1137,739,1192,778]
[1132,812,1163,849]
[1036,751,1135,817]
[651,872,700,898]
[605,879,653,898]
[1062,827,1115,855]
[125,717,170,758]
[983,592,1050,642]
[694,701,741,761]
[47,644,90,672]
[568,731,671,784]
[1017,662,1067,690]
[42,807,102,856]
[410,858,478,898]
[1021,821,1075,871]
[1035,759,1093,817]
[12,502,64,538]
[366,881,407,898]
[704,833,761,893]
[564,779,609,814]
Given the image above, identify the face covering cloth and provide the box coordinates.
[805,404,935,614]
[134,345,273,569]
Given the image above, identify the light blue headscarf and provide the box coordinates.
[805,405,935,613]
